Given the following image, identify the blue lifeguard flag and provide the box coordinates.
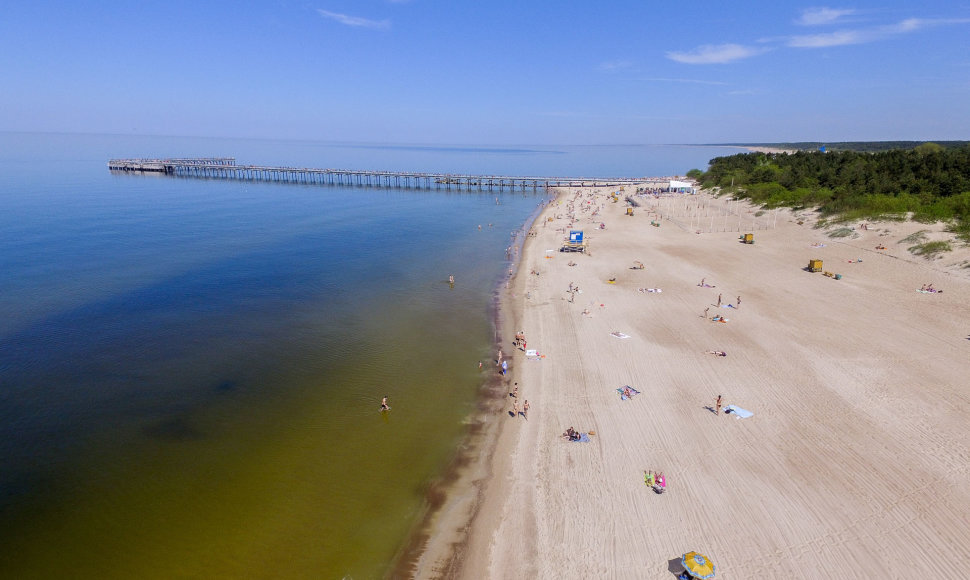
[569,230,583,243]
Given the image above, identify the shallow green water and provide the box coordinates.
[0,134,550,578]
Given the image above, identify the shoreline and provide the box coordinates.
[410,185,970,578]
[395,192,558,579]
[741,145,799,154]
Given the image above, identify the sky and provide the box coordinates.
[2,1,969,145]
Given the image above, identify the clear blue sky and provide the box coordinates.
[2,1,969,145]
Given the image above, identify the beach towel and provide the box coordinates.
[526,349,538,357]
[570,433,590,443]
[610,332,630,339]
[616,386,641,400]
[723,405,753,419]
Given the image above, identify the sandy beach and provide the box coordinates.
[411,185,970,579]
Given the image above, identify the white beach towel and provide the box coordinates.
[723,405,753,419]
[610,332,630,339]
[526,349,538,357]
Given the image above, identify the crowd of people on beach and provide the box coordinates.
[501,337,530,419]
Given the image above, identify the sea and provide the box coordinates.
[0,132,746,579]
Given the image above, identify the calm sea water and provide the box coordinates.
[0,132,744,578]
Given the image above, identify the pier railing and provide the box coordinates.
[107,158,667,192]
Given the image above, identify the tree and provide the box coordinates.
[914,142,944,156]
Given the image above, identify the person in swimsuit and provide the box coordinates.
[380,396,390,411]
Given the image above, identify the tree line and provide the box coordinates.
[689,143,970,240]
[716,141,969,153]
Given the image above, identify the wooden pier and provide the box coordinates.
[107,158,661,191]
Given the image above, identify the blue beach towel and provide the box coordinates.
[570,433,590,443]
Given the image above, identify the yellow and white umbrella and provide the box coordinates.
[681,551,715,579]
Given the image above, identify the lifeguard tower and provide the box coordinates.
[562,230,588,254]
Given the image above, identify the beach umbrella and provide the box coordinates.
[682,551,715,579]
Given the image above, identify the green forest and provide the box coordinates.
[690,143,970,242]
[717,141,969,153]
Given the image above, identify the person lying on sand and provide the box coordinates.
[644,470,655,486]
[706,350,727,357]
[562,427,582,441]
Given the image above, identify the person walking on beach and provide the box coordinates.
[704,307,710,319]
[523,400,530,419]
[497,349,503,367]
[717,293,722,307]
[736,295,741,308]
[511,399,518,417]
[715,394,722,415]
[501,360,508,376]
[511,383,518,398]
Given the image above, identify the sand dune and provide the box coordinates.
[441,186,970,579]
